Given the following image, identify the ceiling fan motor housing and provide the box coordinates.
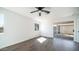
[36,7,45,10]
[30,7,50,16]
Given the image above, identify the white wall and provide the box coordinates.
[0,8,40,49]
[40,20,53,38]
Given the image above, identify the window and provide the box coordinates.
[35,23,39,31]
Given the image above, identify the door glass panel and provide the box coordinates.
[0,14,4,33]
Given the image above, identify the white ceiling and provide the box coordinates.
[4,7,78,23]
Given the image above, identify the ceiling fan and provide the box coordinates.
[30,7,50,16]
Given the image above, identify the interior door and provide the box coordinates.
[74,16,79,42]
[77,17,79,42]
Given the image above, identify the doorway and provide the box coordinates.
[53,21,74,40]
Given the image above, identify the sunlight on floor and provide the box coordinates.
[37,37,47,43]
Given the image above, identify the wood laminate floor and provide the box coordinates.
[0,37,79,51]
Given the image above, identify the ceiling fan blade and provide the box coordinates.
[39,12,41,16]
[30,10,39,13]
[41,10,50,14]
